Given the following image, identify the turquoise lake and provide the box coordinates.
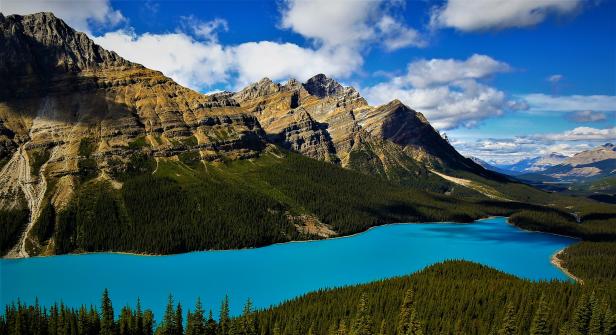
[1,217,576,318]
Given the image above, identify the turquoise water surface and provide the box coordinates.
[1,217,575,317]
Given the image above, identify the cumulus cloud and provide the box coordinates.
[405,54,511,88]
[93,30,233,90]
[567,110,609,123]
[1,0,124,34]
[539,127,616,141]
[521,94,616,112]
[430,0,582,31]
[280,0,424,50]
[232,43,362,87]
[362,54,516,129]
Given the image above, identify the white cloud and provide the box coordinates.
[1,0,124,34]
[453,136,597,164]
[280,0,423,50]
[180,16,228,43]
[540,127,616,141]
[377,15,425,50]
[405,54,511,88]
[567,110,609,123]
[431,0,582,31]
[232,43,362,87]
[362,54,516,130]
[93,30,233,90]
[521,94,616,112]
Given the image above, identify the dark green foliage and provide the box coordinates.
[530,295,551,335]
[32,199,55,242]
[101,289,115,335]
[127,137,149,150]
[0,208,29,254]
[255,261,589,335]
[498,302,517,335]
[52,151,530,255]
[559,242,616,284]
[3,262,615,335]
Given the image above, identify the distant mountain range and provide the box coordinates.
[471,143,616,183]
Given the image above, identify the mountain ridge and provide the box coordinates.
[0,12,554,258]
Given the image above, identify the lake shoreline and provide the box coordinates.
[4,215,582,286]
[551,249,583,284]
[4,216,502,260]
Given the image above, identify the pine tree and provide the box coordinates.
[142,311,154,335]
[219,296,230,335]
[205,310,217,335]
[101,289,115,335]
[135,299,144,335]
[588,294,604,335]
[240,299,256,335]
[498,302,517,335]
[350,293,372,335]
[186,298,205,335]
[603,306,616,335]
[175,303,183,335]
[397,289,422,335]
[530,295,550,335]
[160,295,178,335]
[572,293,591,334]
[338,320,348,335]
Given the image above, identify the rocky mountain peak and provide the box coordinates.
[1,12,132,76]
[232,77,282,103]
[303,73,344,98]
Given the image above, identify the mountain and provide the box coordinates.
[468,156,515,175]
[0,12,549,258]
[519,144,616,182]
[495,153,568,175]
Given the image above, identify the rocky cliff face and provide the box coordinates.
[0,13,267,257]
[231,73,487,182]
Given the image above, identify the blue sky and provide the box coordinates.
[2,0,615,163]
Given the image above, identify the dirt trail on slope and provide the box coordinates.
[430,170,510,201]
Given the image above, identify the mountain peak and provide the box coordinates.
[303,73,344,98]
[1,12,133,85]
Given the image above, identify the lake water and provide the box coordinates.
[0,217,576,318]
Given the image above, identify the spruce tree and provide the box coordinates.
[397,289,422,335]
[160,295,178,335]
[350,293,372,335]
[240,299,256,335]
[101,289,115,335]
[175,303,183,335]
[135,299,144,335]
[272,322,282,335]
[588,294,604,335]
[205,310,217,335]
[219,296,230,335]
[572,293,591,334]
[186,298,205,335]
[498,302,517,335]
[530,295,550,335]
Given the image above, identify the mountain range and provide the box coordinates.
[0,12,574,258]
[474,144,616,183]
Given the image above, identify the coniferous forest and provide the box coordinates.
[3,262,615,335]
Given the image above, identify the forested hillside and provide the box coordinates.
[3,261,615,335]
